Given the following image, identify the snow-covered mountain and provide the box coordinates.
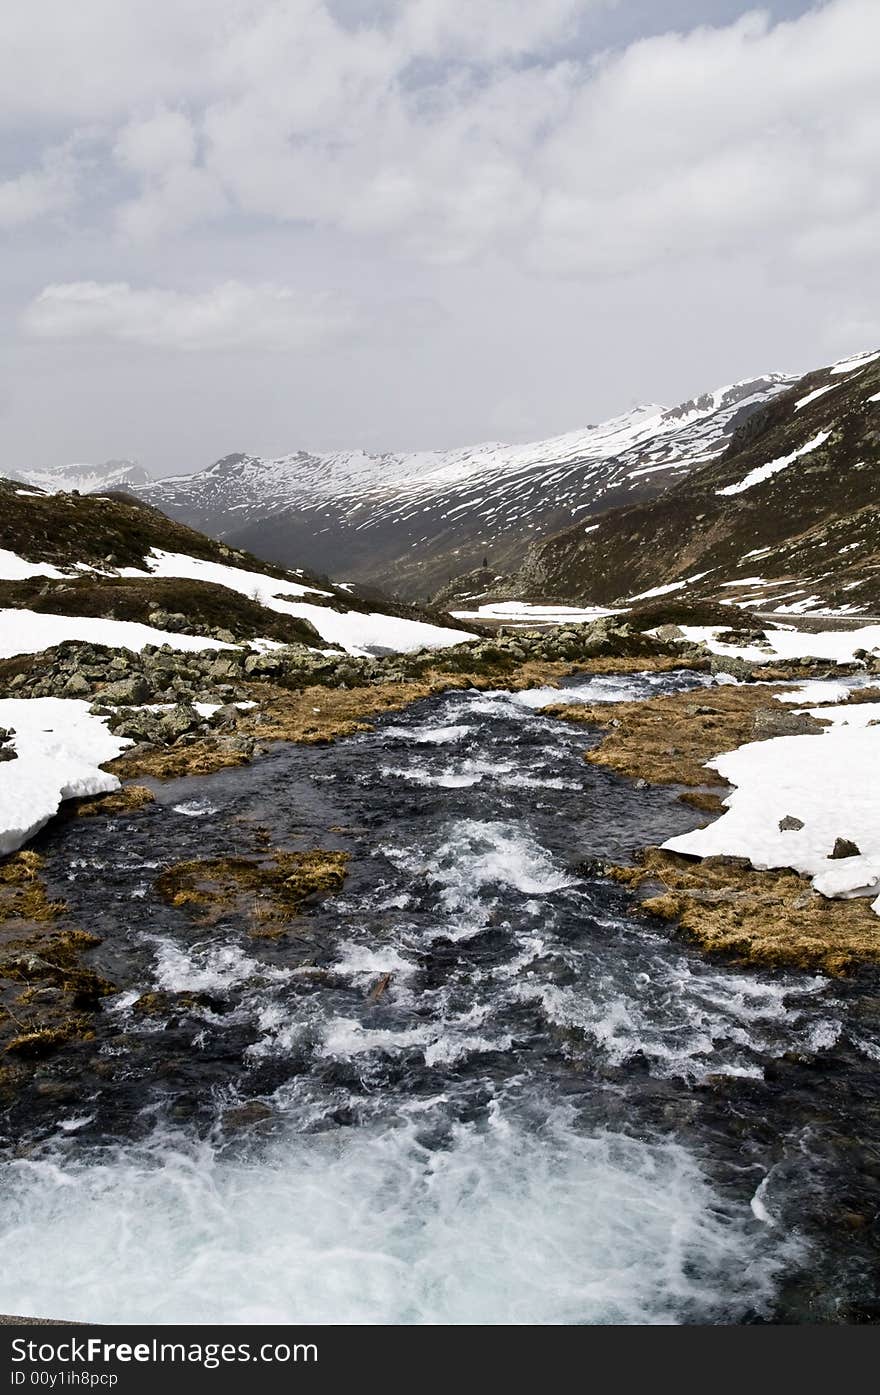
[137,375,795,599]
[507,348,880,618]
[9,459,151,496]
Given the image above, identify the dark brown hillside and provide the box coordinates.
[0,478,478,640]
[513,352,880,614]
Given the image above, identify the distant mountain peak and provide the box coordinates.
[132,369,798,599]
[10,458,152,495]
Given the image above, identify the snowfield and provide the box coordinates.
[0,610,235,662]
[0,699,130,854]
[0,546,475,658]
[663,722,880,913]
[677,624,880,665]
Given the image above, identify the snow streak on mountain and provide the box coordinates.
[135,376,794,598]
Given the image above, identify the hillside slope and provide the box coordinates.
[505,350,880,617]
[0,479,476,658]
[126,375,793,600]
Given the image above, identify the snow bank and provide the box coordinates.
[678,624,880,665]
[663,724,880,912]
[0,699,130,853]
[451,601,619,624]
[123,549,475,656]
[0,610,233,661]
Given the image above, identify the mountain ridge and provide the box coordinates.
[496,349,880,619]
[8,459,152,496]
[127,373,795,598]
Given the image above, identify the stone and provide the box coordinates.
[157,704,201,741]
[100,675,150,705]
[62,672,91,697]
[779,815,805,831]
[829,837,861,860]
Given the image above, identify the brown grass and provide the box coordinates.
[155,849,349,937]
[110,654,703,781]
[73,784,156,817]
[612,848,880,974]
[546,683,824,787]
[0,852,114,1070]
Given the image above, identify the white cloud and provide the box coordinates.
[0,143,79,228]
[114,110,198,175]
[2,0,879,472]
[21,280,362,352]
[3,1,877,282]
[112,108,228,240]
[528,2,880,275]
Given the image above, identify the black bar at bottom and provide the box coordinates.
[0,1321,875,1393]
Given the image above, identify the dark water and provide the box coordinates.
[1,669,878,1324]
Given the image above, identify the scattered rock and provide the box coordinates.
[779,815,805,831]
[62,672,91,698]
[221,1101,274,1133]
[829,837,861,860]
[368,973,393,1002]
[99,675,150,705]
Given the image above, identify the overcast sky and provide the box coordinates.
[1,0,877,475]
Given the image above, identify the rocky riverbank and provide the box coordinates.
[1,615,718,782]
[1,613,873,1093]
[548,678,880,973]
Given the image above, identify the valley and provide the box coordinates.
[2,346,880,1327]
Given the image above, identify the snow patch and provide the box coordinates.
[663,723,880,910]
[716,430,830,497]
[678,624,880,665]
[794,386,834,411]
[0,609,234,662]
[450,601,620,623]
[0,548,67,582]
[628,581,687,602]
[829,350,880,376]
[0,699,130,853]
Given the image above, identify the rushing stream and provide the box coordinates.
[1,668,879,1324]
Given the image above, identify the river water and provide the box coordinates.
[1,669,878,1324]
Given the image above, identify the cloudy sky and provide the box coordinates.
[1,0,878,474]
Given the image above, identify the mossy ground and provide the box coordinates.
[0,853,113,1076]
[110,653,702,781]
[546,680,825,787]
[610,848,880,975]
[73,784,156,818]
[155,849,349,938]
